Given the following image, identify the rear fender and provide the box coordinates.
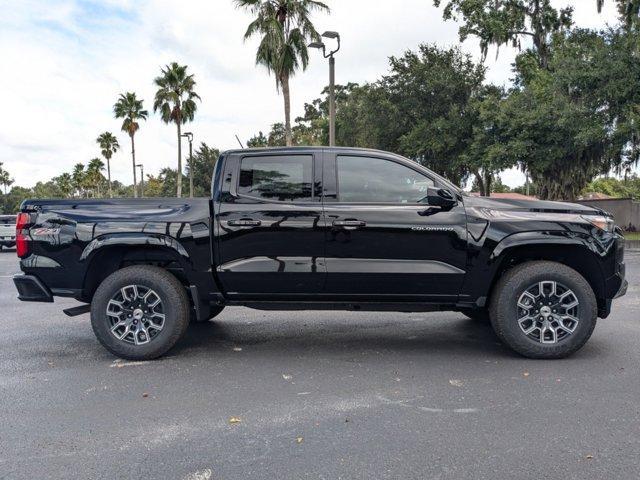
[80,233,190,262]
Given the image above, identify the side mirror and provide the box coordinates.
[425,187,457,209]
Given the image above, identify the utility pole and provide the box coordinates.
[309,31,341,146]
[181,132,194,198]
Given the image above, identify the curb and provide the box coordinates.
[626,240,640,250]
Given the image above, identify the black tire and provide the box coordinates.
[460,308,491,323]
[91,265,190,360]
[490,261,597,359]
[191,305,225,323]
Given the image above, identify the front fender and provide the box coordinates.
[490,231,606,260]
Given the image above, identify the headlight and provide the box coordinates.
[582,215,615,233]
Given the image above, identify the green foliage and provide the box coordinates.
[252,45,499,188]
[114,92,147,198]
[153,62,200,197]
[598,1,640,30]
[381,45,488,185]
[434,0,573,68]
[583,175,640,198]
[0,186,31,214]
[247,131,269,147]
[96,131,120,197]
[236,0,330,145]
[114,92,148,138]
[153,63,200,126]
[0,162,15,195]
[185,143,221,197]
[499,27,640,199]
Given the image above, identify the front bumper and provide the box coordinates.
[13,274,53,302]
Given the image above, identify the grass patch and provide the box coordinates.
[624,232,640,241]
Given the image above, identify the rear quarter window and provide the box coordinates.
[238,155,313,202]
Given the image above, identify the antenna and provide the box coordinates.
[235,134,244,149]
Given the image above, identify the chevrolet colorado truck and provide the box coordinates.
[13,147,627,360]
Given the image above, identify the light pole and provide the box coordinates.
[309,31,341,146]
[136,164,144,197]
[181,132,194,197]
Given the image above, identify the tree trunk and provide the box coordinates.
[131,134,138,198]
[107,157,112,198]
[177,122,182,198]
[281,74,293,146]
[473,171,486,196]
[484,171,492,197]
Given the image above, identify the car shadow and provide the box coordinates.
[173,313,512,359]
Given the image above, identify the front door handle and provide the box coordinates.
[333,219,366,229]
[228,219,262,227]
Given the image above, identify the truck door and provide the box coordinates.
[322,152,467,302]
[214,151,325,299]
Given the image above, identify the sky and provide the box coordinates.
[0,0,621,190]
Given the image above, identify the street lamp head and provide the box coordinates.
[321,31,340,40]
[181,132,193,141]
[308,41,325,49]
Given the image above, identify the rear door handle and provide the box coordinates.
[333,219,366,229]
[228,219,262,227]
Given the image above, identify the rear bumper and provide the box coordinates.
[13,274,53,302]
[0,239,15,247]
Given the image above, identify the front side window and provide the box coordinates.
[337,155,434,203]
[238,155,313,202]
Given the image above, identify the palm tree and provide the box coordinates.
[96,132,120,198]
[86,158,106,198]
[153,62,200,198]
[71,163,86,198]
[0,163,14,195]
[236,0,329,146]
[114,92,148,198]
[52,173,74,198]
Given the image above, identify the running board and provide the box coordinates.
[63,304,91,317]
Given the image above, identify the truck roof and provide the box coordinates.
[221,146,401,157]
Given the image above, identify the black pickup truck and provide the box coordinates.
[13,147,627,360]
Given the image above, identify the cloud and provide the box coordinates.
[0,0,621,189]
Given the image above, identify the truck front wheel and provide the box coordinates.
[490,261,597,359]
[90,265,190,360]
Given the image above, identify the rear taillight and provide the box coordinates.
[16,212,31,258]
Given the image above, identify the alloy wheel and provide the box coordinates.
[516,280,580,344]
[106,285,165,346]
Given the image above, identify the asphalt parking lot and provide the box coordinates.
[1,249,639,480]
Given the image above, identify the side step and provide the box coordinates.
[63,304,91,317]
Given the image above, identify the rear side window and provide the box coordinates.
[238,155,313,202]
[336,155,434,203]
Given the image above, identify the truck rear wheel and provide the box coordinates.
[490,261,597,359]
[90,265,190,360]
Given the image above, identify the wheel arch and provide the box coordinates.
[486,234,607,315]
[80,238,193,303]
